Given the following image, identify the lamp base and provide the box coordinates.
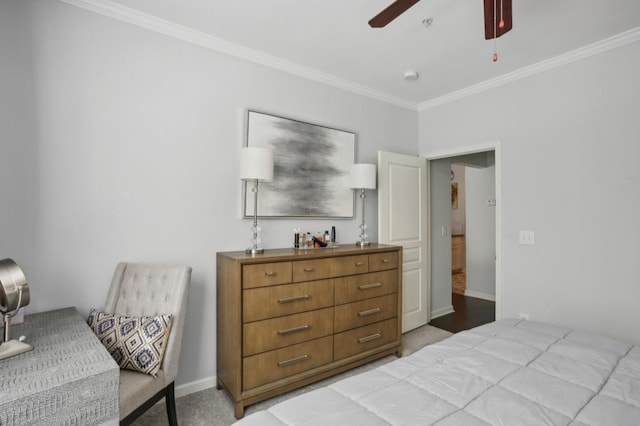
[245,248,265,255]
[355,241,371,247]
[0,339,33,360]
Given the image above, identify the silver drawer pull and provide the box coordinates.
[277,294,310,303]
[264,271,277,277]
[358,282,382,290]
[358,308,381,317]
[303,267,314,272]
[277,354,310,367]
[277,325,311,335]
[355,262,365,266]
[382,259,390,263]
[358,333,382,344]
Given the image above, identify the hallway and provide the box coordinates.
[428,294,495,333]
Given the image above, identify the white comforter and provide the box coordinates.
[234,319,640,425]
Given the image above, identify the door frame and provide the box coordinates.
[424,140,502,320]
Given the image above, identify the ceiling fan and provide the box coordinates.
[368,0,512,40]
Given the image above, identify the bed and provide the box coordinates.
[234,319,640,425]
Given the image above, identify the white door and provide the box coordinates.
[378,151,429,332]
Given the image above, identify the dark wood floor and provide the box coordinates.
[428,293,495,333]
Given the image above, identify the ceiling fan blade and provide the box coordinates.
[369,0,420,28]
[484,0,512,40]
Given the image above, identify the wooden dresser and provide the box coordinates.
[216,244,402,418]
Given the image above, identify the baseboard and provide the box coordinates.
[175,375,217,399]
[463,290,496,302]
[430,305,454,320]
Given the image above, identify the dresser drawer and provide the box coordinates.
[368,251,399,272]
[334,318,398,361]
[334,270,398,305]
[334,294,397,333]
[243,307,334,356]
[243,280,334,323]
[243,262,293,289]
[243,336,333,390]
[293,255,368,282]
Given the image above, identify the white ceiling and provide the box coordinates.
[98,0,640,108]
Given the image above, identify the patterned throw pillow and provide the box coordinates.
[87,308,172,376]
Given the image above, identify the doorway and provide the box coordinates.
[451,160,496,301]
[425,142,501,331]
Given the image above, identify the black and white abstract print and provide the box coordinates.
[245,111,355,218]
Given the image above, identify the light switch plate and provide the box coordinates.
[519,230,535,245]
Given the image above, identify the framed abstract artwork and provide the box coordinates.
[243,110,356,218]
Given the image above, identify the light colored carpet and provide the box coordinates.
[133,324,453,426]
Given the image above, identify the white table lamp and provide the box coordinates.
[349,163,377,247]
[241,147,274,254]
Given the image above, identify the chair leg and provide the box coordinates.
[165,381,178,426]
[121,382,172,426]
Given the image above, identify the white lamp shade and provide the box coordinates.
[240,147,274,181]
[349,163,377,189]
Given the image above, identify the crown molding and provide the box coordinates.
[60,0,418,111]
[60,0,639,113]
[418,26,640,111]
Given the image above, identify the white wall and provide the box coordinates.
[465,165,496,300]
[1,0,418,388]
[0,1,37,269]
[420,41,640,343]
[429,158,453,317]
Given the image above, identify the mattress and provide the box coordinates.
[234,319,640,425]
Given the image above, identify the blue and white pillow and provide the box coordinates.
[87,308,172,376]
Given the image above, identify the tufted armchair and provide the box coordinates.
[104,262,191,426]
